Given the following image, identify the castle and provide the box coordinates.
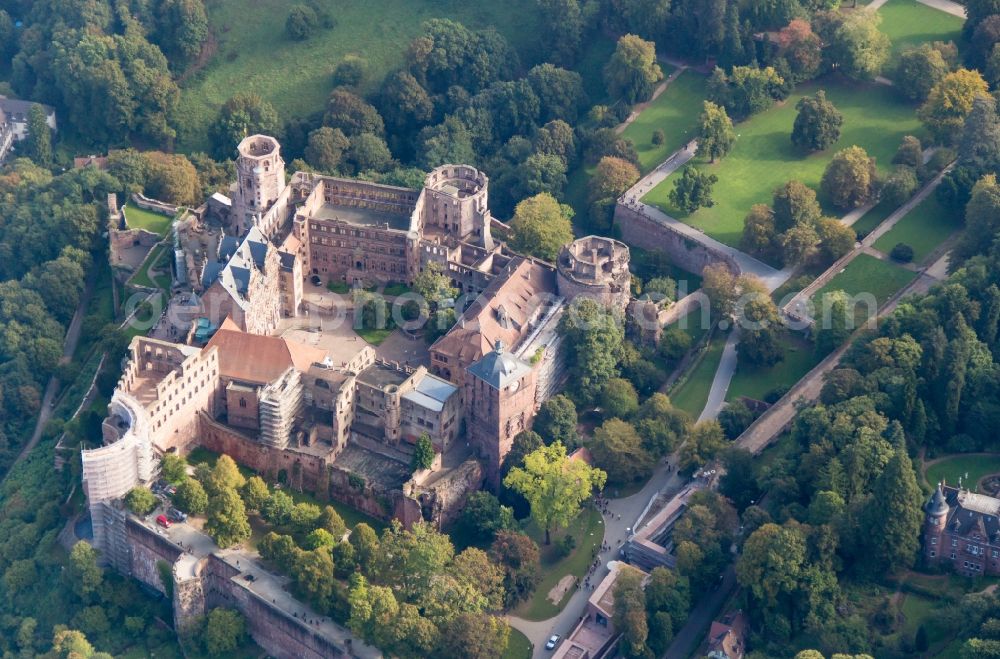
[79,135,634,656]
[923,483,1000,577]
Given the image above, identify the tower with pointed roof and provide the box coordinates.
[923,482,950,564]
[464,339,538,484]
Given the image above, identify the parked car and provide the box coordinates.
[168,508,187,522]
[311,275,322,286]
[545,635,561,650]
[156,515,172,528]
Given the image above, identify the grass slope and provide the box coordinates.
[502,629,533,659]
[878,0,964,63]
[813,253,917,306]
[726,331,819,402]
[177,0,545,152]
[873,193,963,263]
[129,243,172,296]
[123,203,174,237]
[516,507,603,620]
[643,79,924,247]
[620,69,708,173]
[925,454,1000,491]
[670,330,727,418]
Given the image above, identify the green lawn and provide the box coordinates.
[669,330,727,418]
[620,69,709,173]
[925,454,1000,491]
[355,327,395,346]
[851,197,899,239]
[726,331,819,402]
[123,204,174,237]
[873,193,963,264]
[643,78,924,247]
[503,629,533,659]
[176,0,546,152]
[128,243,172,296]
[813,253,917,308]
[515,507,604,620]
[877,0,964,64]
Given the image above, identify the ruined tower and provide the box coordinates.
[232,135,285,235]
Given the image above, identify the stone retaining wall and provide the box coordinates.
[614,203,739,277]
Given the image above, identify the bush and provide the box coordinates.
[286,4,318,40]
[764,386,789,404]
[881,167,919,207]
[890,243,914,263]
[652,129,665,145]
[124,487,158,516]
[555,533,577,558]
[333,56,366,87]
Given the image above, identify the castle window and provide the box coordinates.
[931,537,937,544]
[240,398,247,408]
[930,551,936,557]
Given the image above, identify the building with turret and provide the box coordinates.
[923,483,1000,576]
[557,235,631,311]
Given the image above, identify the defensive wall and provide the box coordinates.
[613,203,739,277]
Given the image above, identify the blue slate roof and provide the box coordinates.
[466,340,531,389]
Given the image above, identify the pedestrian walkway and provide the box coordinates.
[615,65,687,136]
[916,0,966,19]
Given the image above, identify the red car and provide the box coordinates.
[156,514,172,528]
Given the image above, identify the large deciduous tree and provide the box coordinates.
[894,44,951,103]
[669,166,718,214]
[205,487,251,549]
[791,90,843,152]
[825,11,890,80]
[697,101,736,163]
[604,34,664,104]
[174,478,208,514]
[821,146,877,210]
[918,68,990,144]
[503,442,607,544]
[209,92,280,159]
[559,298,625,401]
[591,418,653,485]
[509,193,574,261]
[533,395,578,446]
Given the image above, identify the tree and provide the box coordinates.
[635,393,689,456]
[669,167,718,214]
[707,65,786,120]
[207,455,246,495]
[67,541,103,598]
[777,19,822,83]
[509,193,574,261]
[304,127,350,173]
[560,298,625,401]
[821,146,877,209]
[919,68,990,144]
[290,502,322,536]
[345,133,393,173]
[378,70,433,137]
[527,64,587,124]
[736,523,806,608]
[291,548,337,610]
[240,476,270,512]
[334,55,367,87]
[456,491,513,545]
[895,44,950,103]
[161,454,188,484]
[503,442,607,544]
[719,448,760,511]
[286,4,319,40]
[781,223,820,266]
[678,421,728,472]
[816,216,856,263]
[538,0,586,66]
[588,156,640,204]
[535,120,578,165]
[174,478,208,514]
[701,263,739,322]
[718,401,755,439]
[826,11,891,80]
[956,174,1000,263]
[893,135,924,168]
[534,395,578,446]
[882,167,919,207]
[204,608,246,656]
[792,91,843,152]
[124,487,158,516]
[350,523,380,574]
[591,418,653,485]
[604,34,664,104]
[24,104,52,166]
[411,433,435,472]
[491,531,541,607]
[697,101,736,163]
[773,180,822,232]
[413,261,458,308]
[740,204,779,260]
[613,568,649,657]
[209,92,280,159]
[319,506,347,539]
[145,153,200,206]
[437,613,510,659]
[205,488,251,549]
[737,275,784,365]
[861,448,923,574]
[600,378,640,419]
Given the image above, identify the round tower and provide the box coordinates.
[923,483,950,563]
[232,135,286,234]
[422,164,493,249]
